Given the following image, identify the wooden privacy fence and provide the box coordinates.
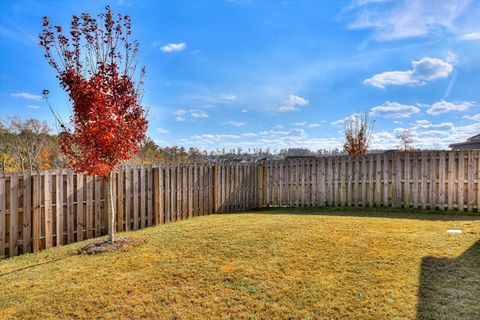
[259,151,480,211]
[1,150,479,258]
[0,163,258,258]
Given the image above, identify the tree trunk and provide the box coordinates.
[106,173,115,243]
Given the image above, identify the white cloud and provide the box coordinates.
[364,55,456,88]
[461,32,480,41]
[346,0,471,41]
[293,121,321,128]
[240,109,248,113]
[26,104,40,109]
[426,100,474,115]
[414,120,454,129]
[173,108,209,121]
[462,113,480,121]
[223,121,245,127]
[160,42,186,53]
[217,93,236,101]
[331,113,360,126]
[190,110,209,118]
[191,93,237,104]
[277,94,309,112]
[371,101,420,118]
[9,92,42,101]
[156,128,169,134]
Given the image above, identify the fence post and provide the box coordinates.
[258,162,264,209]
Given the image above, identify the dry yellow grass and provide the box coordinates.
[1,207,479,319]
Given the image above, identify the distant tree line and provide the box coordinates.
[2,115,423,172]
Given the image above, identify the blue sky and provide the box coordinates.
[1,0,479,151]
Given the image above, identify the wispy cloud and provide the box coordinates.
[9,92,43,101]
[292,121,321,128]
[462,113,480,121]
[26,104,40,109]
[173,108,209,121]
[159,42,186,53]
[191,93,237,104]
[222,121,245,127]
[331,113,360,126]
[156,128,169,134]
[426,100,474,115]
[345,0,472,41]
[277,94,309,112]
[460,32,480,41]
[370,101,420,118]
[364,54,456,88]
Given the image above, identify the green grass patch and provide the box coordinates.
[1,208,479,319]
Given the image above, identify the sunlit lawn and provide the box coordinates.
[1,207,479,319]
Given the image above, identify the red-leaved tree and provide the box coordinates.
[39,6,148,242]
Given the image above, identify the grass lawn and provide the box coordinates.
[1,207,479,319]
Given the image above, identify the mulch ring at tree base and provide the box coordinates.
[78,237,143,255]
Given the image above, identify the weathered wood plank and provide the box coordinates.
[375,154,381,207]
[147,166,153,225]
[9,173,19,255]
[447,152,455,210]
[133,164,139,229]
[361,156,367,206]
[43,171,53,249]
[76,173,84,241]
[140,165,146,228]
[458,151,465,212]
[55,170,63,246]
[124,168,131,231]
[159,165,165,223]
[402,154,409,208]
[420,153,428,210]
[117,167,124,231]
[383,154,389,207]
[412,153,419,209]
[0,173,5,257]
[429,152,437,210]
[66,171,74,242]
[86,175,93,239]
[438,152,446,211]
[368,155,374,207]
[467,151,474,212]
[23,171,32,252]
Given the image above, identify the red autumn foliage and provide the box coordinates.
[39,6,147,177]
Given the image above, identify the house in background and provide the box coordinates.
[449,134,480,150]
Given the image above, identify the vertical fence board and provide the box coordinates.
[448,152,455,210]
[55,170,63,246]
[458,151,465,212]
[0,174,5,257]
[76,173,84,241]
[44,171,52,249]
[23,171,32,252]
[118,168,124,231]
[86,175,93,239]
[438,152,446,210]
[467,151,474,212]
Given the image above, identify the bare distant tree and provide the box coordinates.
[397,129,414,151]
[343,112,374,156]
[1,117,51,171]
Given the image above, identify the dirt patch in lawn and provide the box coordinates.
[77,237,142,255]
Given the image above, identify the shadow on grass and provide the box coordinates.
[229,206,480,222]
[416,240,480,320]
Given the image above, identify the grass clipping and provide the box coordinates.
[78,237,140,255]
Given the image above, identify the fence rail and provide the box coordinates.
[1,150,479,258]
